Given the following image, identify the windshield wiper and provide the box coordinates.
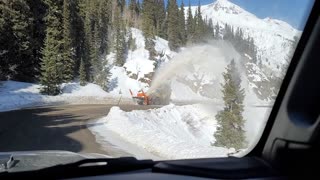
[0,155,15,171]
[0,157,154,179]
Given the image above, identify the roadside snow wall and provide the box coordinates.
[90,104,231,159]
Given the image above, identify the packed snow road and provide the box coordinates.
[0,104,161,157]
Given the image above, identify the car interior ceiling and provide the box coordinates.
[0,1,319,179]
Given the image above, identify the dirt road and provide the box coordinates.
[0,104,159,157]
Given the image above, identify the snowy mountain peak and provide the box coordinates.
[211,0,246,15]
[187,1,301,77]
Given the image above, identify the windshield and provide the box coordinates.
[0,0,314,163]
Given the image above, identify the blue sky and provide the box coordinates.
[176,0,315,30]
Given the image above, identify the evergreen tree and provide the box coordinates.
[214,60,246,149]
[70,0,88,78]
[129,0,137,16]
[79,58,87,86]
[155,0,166,38]
[62,0,75,82]
[178,1,186,46]
[186,2,195,42]
[207,18,214,37]
[194,2,205,42]
[114,6,126,66]
[40,0,64,95]
[1,0,114,88]
[0,0,14,80]
[142,0,157,59]
[0,0,34,81]
[142,0,155,38]
[91,21,100,75]
[214,22,220,39]
[129,0,138,26]
[136,0,141,17]
[118,0,126,14]
[83,0,94,81]
[167,0,180,51]
[95,66,111,91]
[76,0,91,83]
[97,0,110,56]
[27,0,47,81]
[84,0,101,80]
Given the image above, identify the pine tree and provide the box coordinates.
[79,58,87,86]
[0,1,14,80]
[155,0,166,38]
[0,0,34,81]
[40,0,64,95]
[27,0,47,81]
[214,22,220,39]
[114,6,126,66]
[178,1,186,46]
[214,60,246,150]
[141,0,157,59]
[142,0,155,38]
[186,2,194,43]
[85,1,101,80]
[129,0,137,16]
[136,0,141,17]
[62,0,75,82]
[83,0,94,81]
[97,0,110,56]
[207,18,214,37]
[70,0,88,78]
[194,2,205,42]
[92,20,101,72]
[129,0,137,26]
[118,0,126,14]
[167,0,180,51]
[78,0,91,83]
[95,66,111,91]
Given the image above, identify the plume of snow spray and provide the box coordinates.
[147,41,240,95]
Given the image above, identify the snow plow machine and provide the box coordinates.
[129,84,171,105]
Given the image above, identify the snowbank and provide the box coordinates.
[0,81,132,112]
[89,104,231,160]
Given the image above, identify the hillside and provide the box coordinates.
[188,0,301,76]
[105,28,174,97]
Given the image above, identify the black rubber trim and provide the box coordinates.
[152,157,280,179]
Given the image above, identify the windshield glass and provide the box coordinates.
[0,0,314,162]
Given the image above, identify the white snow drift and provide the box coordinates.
[89,104,233,160]
[0,81,133,112]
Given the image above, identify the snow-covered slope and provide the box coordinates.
[188,0,301,75]
[89,104,232,159]
[106,28,171,97]
[106,28,202,99]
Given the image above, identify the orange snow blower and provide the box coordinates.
[129,89,150,105]
[129,83,171,105]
